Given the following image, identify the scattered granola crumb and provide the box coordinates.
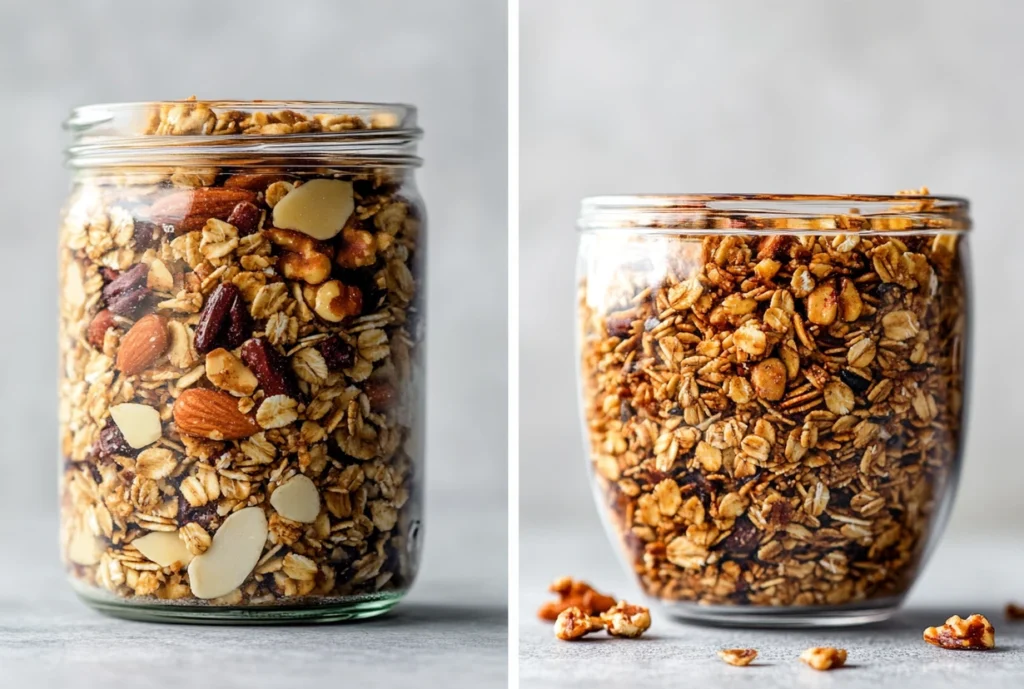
[923,614,995,650]
[1007,603,1024,620]
[799,646,847,671]
[554,606,604,641]
[718,648,758,666]
[599,600,651,638]
[538,576,616,621]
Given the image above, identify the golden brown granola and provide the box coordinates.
[799,646,847,670]
[717,648,758,666]
[923,614,995,650]
[59,101,423,607]
[579,226,965,609]
[1007,603,1024,620]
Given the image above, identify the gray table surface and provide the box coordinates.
[0,507,508,688]
[520,526,1024,688]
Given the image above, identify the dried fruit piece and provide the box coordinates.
[554,606,604,641]
[800,647,847,670]
[205,347,258,397]
[115,314,169,375]
[364,379,397,412]
[97,421,134,457]
[109,403,162,449]
[718,649,758,666]
[271,179,354,240]
[270,474,321,523]
[194,283,240,353]
[923,614,995,650]
[133,531,195,568]
[1007,604,1024,620]
[186,506,268,599]
[538,576,616,621]
[87,309,116,349]
[225,200,262,236]
[173,388,259,440]
[241,338,299,397]
[102,263,152,317]
[600,601,651,638]
[224,295,252,349]
[149,187,257,234]
[318,335,355,371]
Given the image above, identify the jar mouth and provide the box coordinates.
[65,99,422,169]
[578,193,971,234]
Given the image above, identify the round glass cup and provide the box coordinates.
[576,193,970,627]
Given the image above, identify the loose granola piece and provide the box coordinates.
[923,614,995,650]
[600,600,651,638]
[538,576,617,620]
[554,606,604,641]
[799,647,847,670]
[1006,604,1024,620]
[718,649,758,666]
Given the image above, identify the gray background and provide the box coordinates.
[521,0,1022,545]
[0,1,507,684]
[520,2,1024,684]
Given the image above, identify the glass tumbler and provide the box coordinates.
[576,193,970,627]
[59,100,425,622]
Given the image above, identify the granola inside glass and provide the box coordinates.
[59,100,424,622]
[576,193,969,626]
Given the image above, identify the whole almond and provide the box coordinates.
[173,388,259,440]
[116,314,169,375]
[150,188,257,234]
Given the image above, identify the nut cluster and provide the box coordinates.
[59,102,423,607]
[579,227,966,609]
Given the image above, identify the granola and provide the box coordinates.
[578,207,966,610]
[923,614,995,650]
[799,646,847,670]
[537,576,616,621]
[717,649,758,666]
[599,600,651,638]
[554,606,605,641]
[59,100,423,609]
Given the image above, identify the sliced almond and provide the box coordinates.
[109,402,162,449]
[205,347,259,397]
[187,507,268,599]
[134,531,195,568]
[67,528,103,565]
[272,179,354,240]
[270,475,321,523]
[147,258,175,291]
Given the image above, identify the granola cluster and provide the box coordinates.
[578,224,966,609]
[59,102,423,607]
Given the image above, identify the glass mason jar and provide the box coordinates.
[59,100,425,622]
[576,193,970,627]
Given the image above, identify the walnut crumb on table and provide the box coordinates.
[923,614,995,650]
[718,648,758,666]
[800,646,848,670]
[554,606,605,641]
[599,600,651,638]
[537,576,615,621]
[1006,603,1024,620]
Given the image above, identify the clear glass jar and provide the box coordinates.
[59,100,425,622]
[576,193,970,627]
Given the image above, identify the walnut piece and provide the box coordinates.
[923,614,995,650]
[537,576,616,621]
[554,606,604,641]
[599,600,651,638]
[799,647,847,671]
[717,649,758,666]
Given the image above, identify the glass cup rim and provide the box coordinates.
[578,193,972,234]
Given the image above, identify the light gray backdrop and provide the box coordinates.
[521,0,1022,555]
[0,0,507,601]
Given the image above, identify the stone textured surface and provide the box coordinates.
[0,509,507,688]
[521,527,1024,688]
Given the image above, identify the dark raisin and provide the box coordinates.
[102,263,149,302]
[107,287,152,318]
[839,368,871,394]
[720,516,759,555]
[194,283,240,353]
[226,201,262,236]
[606,312,633,338]
[133,221,161,251]
[318,335,355,371]
[97,421,136,457]
[223,294,252,349]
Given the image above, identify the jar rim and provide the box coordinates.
[65,99,422,169]
[578,193,971,234]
